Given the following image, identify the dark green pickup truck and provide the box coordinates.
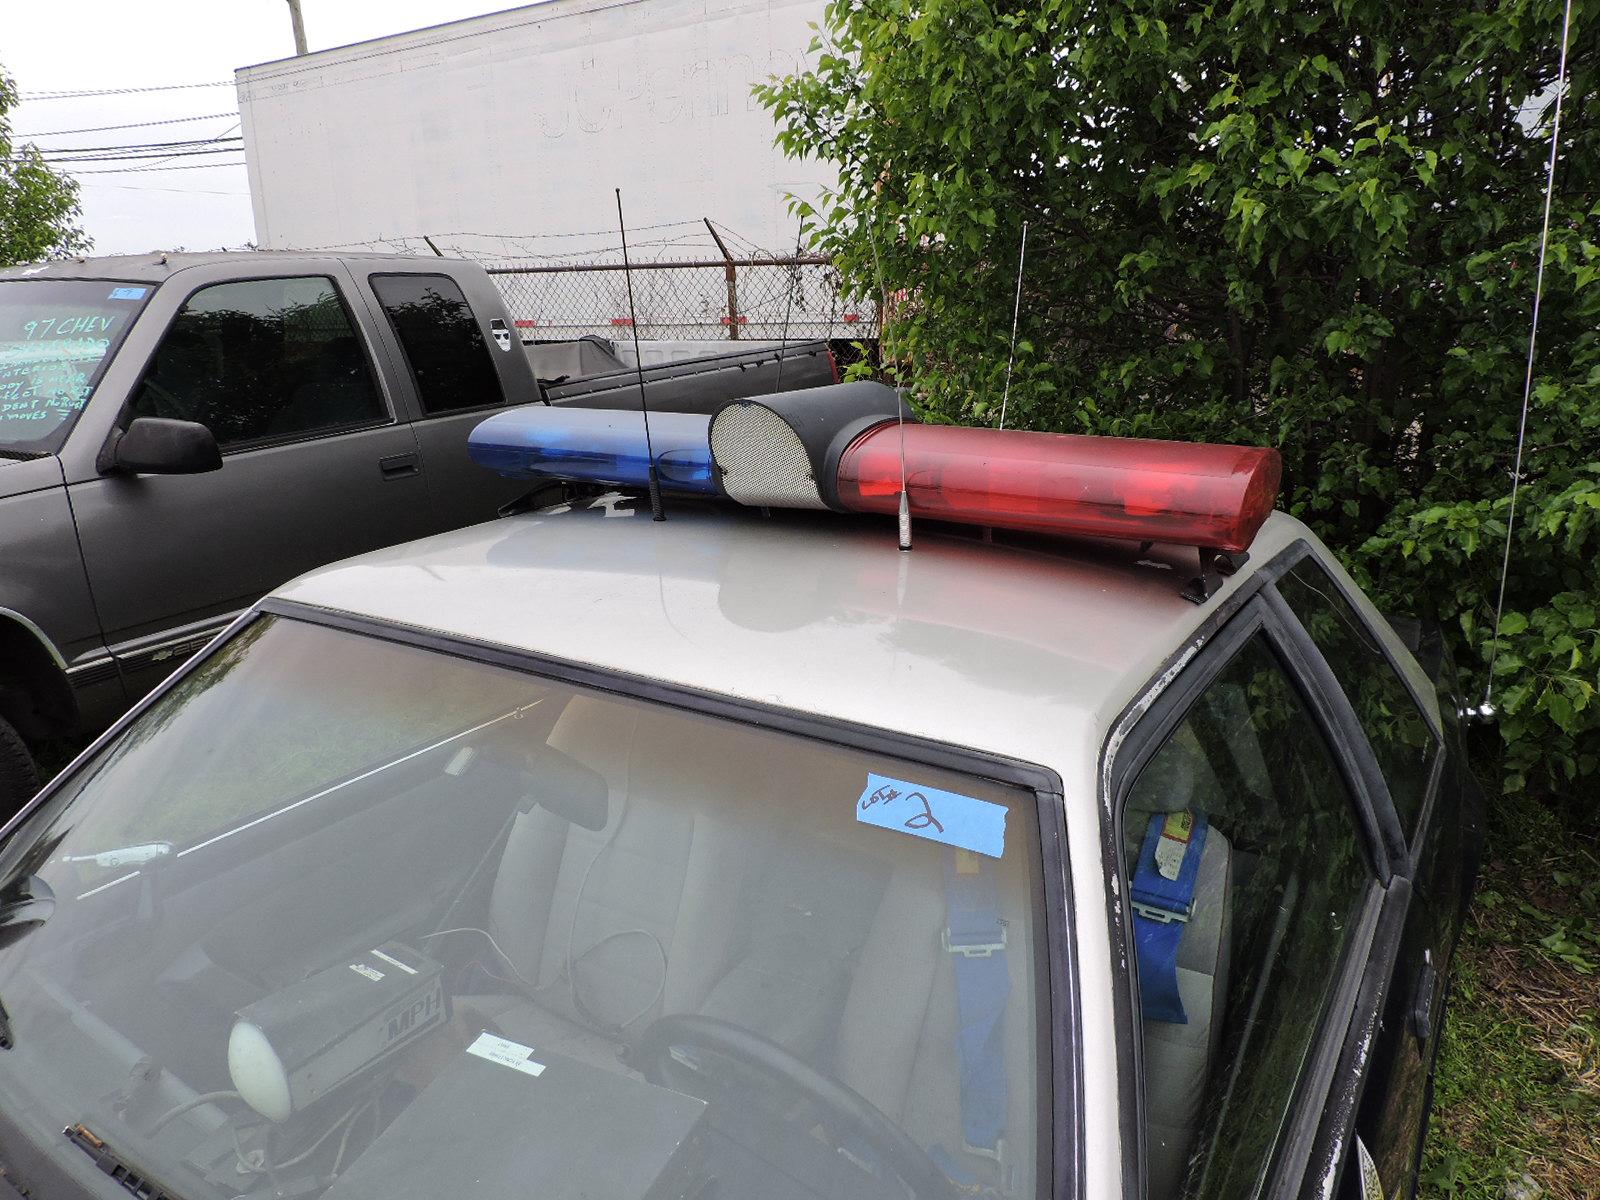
[0,250,834,815]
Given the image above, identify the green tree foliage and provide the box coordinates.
[0,67,89,266]
[759,1,1600,800]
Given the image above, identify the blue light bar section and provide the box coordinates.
[469,406,717,495]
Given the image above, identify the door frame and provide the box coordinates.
[1097,541,1411,1200]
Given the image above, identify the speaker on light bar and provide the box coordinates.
[708,382,914,511]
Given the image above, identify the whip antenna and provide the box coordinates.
[869,223,911,551]
[774,220,804,393]
[998,220,1029,431]
[1482,0,1573,714]
[615,188,665,522]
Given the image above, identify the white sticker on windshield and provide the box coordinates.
[107,286,147,301]
[468,1031,547,1078]
[348,963,384,982]
[855,773,1007,858]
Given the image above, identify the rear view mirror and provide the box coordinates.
[109,417,222,475]
[467,743,610,832]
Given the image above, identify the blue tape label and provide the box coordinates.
[855,773,1007,859]
[107,286,147,301]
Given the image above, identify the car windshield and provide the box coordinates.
[0,615,1047,1200]
[0,279,152,455]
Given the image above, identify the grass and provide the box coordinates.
[1418,785,1600,1200]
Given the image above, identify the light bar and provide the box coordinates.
[834,425,1281,553]
[468,406,717,495]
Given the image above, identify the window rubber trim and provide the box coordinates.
[1096,538,1401,1200]
[36,597,1086,1200]
[1272,554,1448,846]
[1262,586,1408,878]
[1287,877,1413,1200]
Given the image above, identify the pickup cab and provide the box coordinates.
[0,251,549,812]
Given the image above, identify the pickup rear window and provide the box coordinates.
[0,279,150,455]
[369,273,503,416]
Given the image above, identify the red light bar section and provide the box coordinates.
[835,425,1282,553]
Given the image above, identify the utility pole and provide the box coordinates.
[286,0,309,55]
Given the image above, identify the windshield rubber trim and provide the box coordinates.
[217,599,1084,1199]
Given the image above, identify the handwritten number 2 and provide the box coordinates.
[863,783,945,835]
[901,792,945,834]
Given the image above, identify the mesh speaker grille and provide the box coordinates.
[710,404,829,509]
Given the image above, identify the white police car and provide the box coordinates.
[0,384,1480,1200]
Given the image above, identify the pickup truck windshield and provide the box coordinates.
[0,279,150,455]
[0,615,1047,1200]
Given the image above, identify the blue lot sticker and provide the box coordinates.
[855,773,1007,859]
[107,286,147,301]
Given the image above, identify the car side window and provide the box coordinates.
[1120,633,1374,1200]
[130,276,386,448]
[1275,557,1440,838]
[369,274,503,416]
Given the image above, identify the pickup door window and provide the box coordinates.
[1120,630,1377,1200]
[369,273,503,416]
[129,276,388,447]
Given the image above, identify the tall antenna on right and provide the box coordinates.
[1482,0,1574,714]
[615,188,665,522]
[868,222,911,551]
[998,220,1029,431]
[774,220,804,394]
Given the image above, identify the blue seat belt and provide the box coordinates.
[941,847,1010,1169]
[1131,810,1208,1025]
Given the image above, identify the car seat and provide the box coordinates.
[455,696,755,1068]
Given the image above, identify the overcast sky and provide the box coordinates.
[5,2,517,255]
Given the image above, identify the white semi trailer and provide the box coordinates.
[236,0,836,259]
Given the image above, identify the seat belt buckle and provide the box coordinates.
[942,923,1007,958]
[1130,898,1190,925]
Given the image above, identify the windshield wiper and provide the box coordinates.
[0,447,46,461]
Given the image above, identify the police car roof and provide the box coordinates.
[272,499,1319,774]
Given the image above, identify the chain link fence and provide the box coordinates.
[484,256,878,343]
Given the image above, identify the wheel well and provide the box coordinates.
[0,616,76,741]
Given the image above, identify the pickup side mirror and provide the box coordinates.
[107,417,222,475]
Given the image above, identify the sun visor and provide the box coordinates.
[709,382,914,512]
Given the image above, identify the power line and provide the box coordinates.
[8,145,244,165]
[64,160,249,175]
[12,111,239,138]
[26,136,244,155]
[80,182,250,196]
[19,81,233,101]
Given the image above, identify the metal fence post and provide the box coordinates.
[704,219,740,340]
